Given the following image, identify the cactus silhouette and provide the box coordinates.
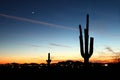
[46,53,51,67]
[79,14,94,65]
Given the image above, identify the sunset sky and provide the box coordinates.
[0,0,120,64]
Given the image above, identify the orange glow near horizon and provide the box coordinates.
[0,56,118,64]
[0,51,119,64]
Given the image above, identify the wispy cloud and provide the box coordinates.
[105,47,120,62]
[50,43,71,48]
[23,43,42,48]
[0,13,77,31]
[29,44,42,47]
[105,47,115,54]
[105,46,120,56]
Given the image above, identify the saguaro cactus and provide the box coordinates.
[46,53,51,67]
[79,14,94,64]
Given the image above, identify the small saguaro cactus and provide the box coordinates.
[79,14,94,65]
[46,53,51,67]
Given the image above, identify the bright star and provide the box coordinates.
[32,11,35,14]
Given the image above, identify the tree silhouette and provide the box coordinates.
[79,14,94,65]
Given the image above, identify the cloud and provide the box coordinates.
[105,47,115,54]
[98,47,120,62]
[105,46,120,56]
[50,43,71,48]
[30,44,42,47]
[23,43,42,48]
[0,13,77,31]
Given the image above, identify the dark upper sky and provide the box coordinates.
[0,0,120,63]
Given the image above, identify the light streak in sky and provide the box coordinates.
[0,13,77,31]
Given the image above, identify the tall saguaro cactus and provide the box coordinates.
[79,14,94,64]
[46,53,51,67]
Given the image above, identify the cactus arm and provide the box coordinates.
[79,25,85,58]
[88,37,94,58]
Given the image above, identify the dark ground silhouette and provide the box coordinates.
[0,61,119,80]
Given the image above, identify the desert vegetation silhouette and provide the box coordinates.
[79,14,94,65]
[46,53,51,68]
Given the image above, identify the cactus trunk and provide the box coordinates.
[46,53,51,67]
[84,57,89,64]
[79,14,94,65]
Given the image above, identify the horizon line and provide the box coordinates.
[0,59,119,65]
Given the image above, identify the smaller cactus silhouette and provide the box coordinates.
[46,53,51,67]
[79,14,94,65]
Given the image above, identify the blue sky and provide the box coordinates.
[0,0,120,63]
